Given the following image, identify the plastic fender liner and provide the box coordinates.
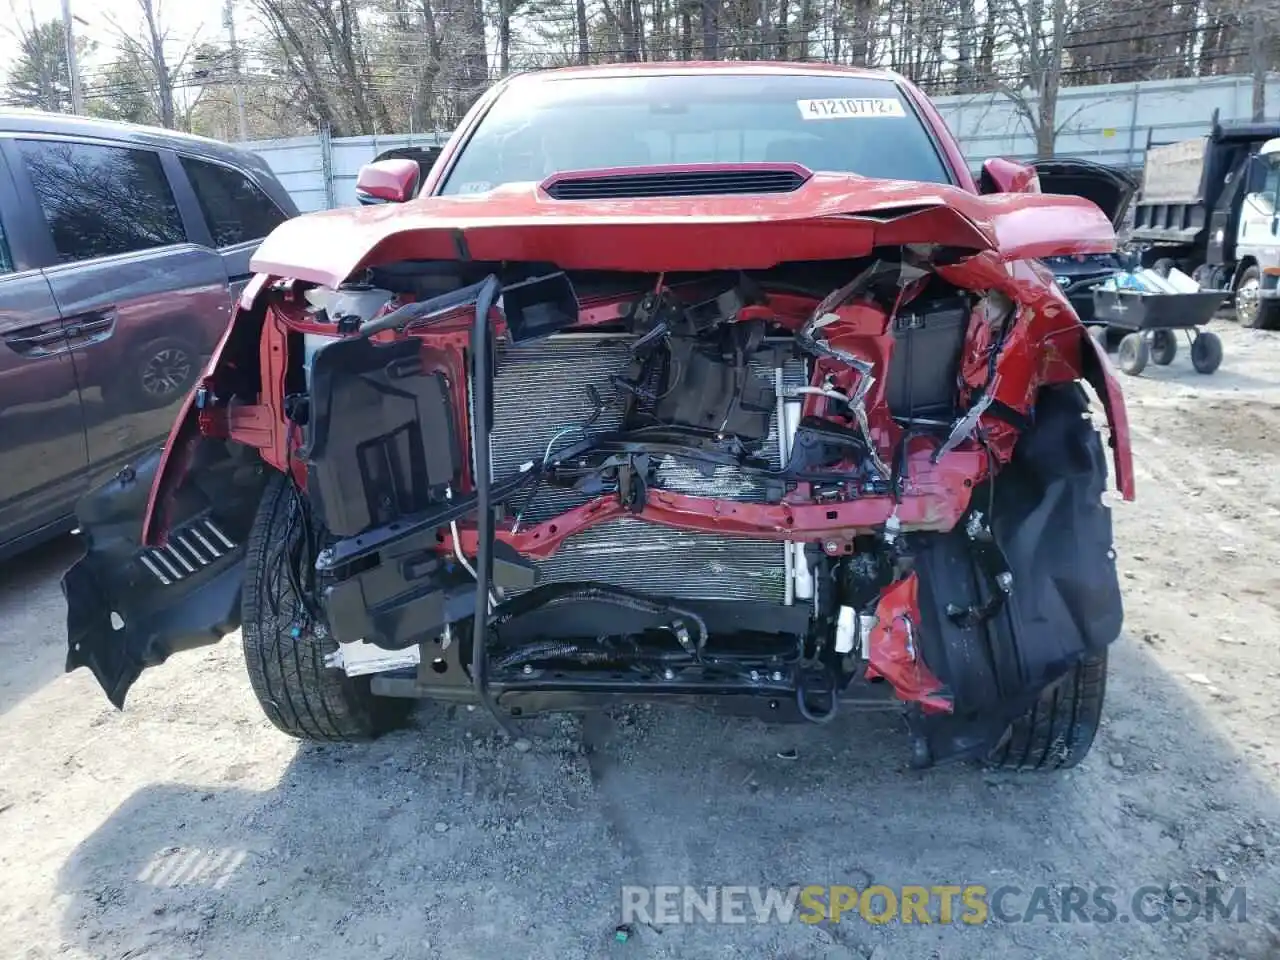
[304,334,461,537]
[910,383,1123,763]
[63,443,268,708]
[142,293,272,546]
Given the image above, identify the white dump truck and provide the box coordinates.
[1132,117,1280,329]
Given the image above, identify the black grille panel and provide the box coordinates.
[544,167,809,200]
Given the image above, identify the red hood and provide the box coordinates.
[250,169,1116,286]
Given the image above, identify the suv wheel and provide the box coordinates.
[241,473,413,741]
[103,336,200,412]
[986,652,1108,771]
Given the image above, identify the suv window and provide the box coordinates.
[17,139,185,264]
[180,156,288,246]
[440,73,951,195]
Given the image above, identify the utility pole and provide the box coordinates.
[223,0,249,140]
[60,0,84,114]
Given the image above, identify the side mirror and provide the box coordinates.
[355,159,420,205]
[979,157,1041,196]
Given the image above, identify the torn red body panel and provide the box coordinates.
[864,573,952,712]
[1081,328,1136,500]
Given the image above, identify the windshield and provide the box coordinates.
[439,73,952,195]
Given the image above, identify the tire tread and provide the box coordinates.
[987,652,1108,772]
[241,474,410,741]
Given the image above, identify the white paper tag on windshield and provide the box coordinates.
[797,98,906,120]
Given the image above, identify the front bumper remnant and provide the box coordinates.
[63,445,265,707]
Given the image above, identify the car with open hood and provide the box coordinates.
[62,63,1134,771]
[1033,158,1139,325]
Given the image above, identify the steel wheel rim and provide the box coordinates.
[141,347,193,397]
[1237,277,1260,325]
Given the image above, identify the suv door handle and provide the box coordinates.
[61,309,118,348]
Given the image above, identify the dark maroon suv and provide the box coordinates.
[0,112,298,560]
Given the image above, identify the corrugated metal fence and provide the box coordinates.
[248,129,453,212]
[246,72,1280,212]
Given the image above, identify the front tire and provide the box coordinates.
[1233,266,1280,328]
[241,474,413,741]
[986,652,1108,771]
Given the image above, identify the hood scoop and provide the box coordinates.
[541,163,812,200]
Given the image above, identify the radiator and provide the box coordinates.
[488,333,802,604]
[527,517,788,604]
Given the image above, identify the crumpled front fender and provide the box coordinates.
[1079,328,1135,500]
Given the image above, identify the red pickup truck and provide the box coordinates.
[64,63,1132,772]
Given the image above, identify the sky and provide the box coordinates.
[15,0,223,73]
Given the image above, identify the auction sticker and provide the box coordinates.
[797,98,906,120]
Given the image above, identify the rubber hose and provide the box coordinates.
[796,670,841,725]
[468,274,518,739]
[490,581,708,653]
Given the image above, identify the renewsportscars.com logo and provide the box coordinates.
[620,884,1249,926]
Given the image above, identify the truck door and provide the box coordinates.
[1237,157,1280,253]
[3,137,234,485]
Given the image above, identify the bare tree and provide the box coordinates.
[72,0,1268,139]
[252,0,400,134]
[105,0,204,129]
[576,0,590,62]
[994,0,1091,156]
[1234,0,1280,119]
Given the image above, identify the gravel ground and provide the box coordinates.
[3,319,1280,960]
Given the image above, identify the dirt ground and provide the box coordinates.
[3,320,1280,960]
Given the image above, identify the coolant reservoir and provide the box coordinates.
[329,285,394,322]
[301,285,393,385]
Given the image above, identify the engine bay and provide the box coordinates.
[272,258,977,713]
[299,259,981,531]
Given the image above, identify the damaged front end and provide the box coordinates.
[64,176,1132,766]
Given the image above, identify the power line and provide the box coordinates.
[9,1,1268,134]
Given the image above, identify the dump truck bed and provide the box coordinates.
[1140,137,1208,204]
